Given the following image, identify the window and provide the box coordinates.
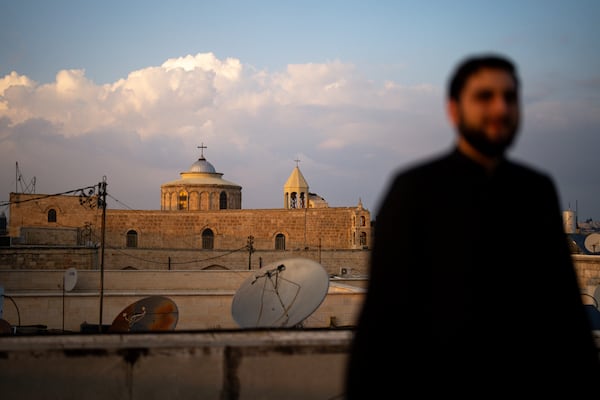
[126,230,138,248]
[202,229,214,249]
[360,232,367,246]
[360,216,366,226]
[275,233,286,250]
[178,191,188,210]
[290,192,297,208]
[219,192,227,209]
[48,209,57,223]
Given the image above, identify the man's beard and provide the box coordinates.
[458,119,517,158]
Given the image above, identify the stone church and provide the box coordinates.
[1,148,371,274]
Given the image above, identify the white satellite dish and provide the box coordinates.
[63,268,78,292]
[584,233,600,254]
[231,257,330,328]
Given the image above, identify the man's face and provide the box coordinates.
[450,68,520,157]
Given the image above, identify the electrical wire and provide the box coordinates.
[0,185,98,207]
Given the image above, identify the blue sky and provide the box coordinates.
[1,0,600,222]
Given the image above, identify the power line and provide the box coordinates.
[0,185,98,208]
[106,193,136,210]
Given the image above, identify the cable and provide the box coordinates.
[106,193,136,210]
[0,185,98,207]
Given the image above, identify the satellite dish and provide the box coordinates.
[593,285,600,309]
[231,257,330,328]
[584,233,600,254]
[63,268,78,292]
[0,318,12,335]
[108,295,179,333]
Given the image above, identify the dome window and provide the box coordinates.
[219,192,227,210]
[178,191,188,210]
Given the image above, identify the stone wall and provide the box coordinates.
[7,193,372,251]
[0,247,99,270]
[575,254,600,299]
[0,270,366,332]
[0,247,370,275]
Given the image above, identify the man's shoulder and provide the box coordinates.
[503,157,553,182]
[392,150,457,177]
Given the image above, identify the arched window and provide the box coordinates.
[178,190,188,210]
[360,231,367,246]
[202,229,214,249]
[290,192,297,208]
[219,192,227,209]
[126,230,138,248]
[275,233,286,250]
[360,216,366,226]
[47,209,57,223]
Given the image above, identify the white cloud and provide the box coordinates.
[0,71,35,96]
[1,52,600,220]
[0,53,439,143]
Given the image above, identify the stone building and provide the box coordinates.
[1,149,371,274]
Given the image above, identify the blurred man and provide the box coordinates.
[345,54,600,397]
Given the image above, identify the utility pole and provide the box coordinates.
[98,176,107,332]
[247,235,254,270]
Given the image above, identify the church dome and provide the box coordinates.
[160,144,242,211]
[189,157,216,173]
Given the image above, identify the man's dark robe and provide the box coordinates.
[345,149,600,397]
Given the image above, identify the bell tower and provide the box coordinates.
[283,159,309,209]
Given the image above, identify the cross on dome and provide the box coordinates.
[197,143,207,159]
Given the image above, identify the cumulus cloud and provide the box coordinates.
[1,52,599,220]
[0,52,441,143]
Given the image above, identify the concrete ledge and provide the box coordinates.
[0,328,353,400]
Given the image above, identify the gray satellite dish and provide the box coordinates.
[64,268,78,292]
[231,257,330,328]
[584,233,600,254]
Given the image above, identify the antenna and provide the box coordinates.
[231,257,329,328]
[15,162,36,194]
